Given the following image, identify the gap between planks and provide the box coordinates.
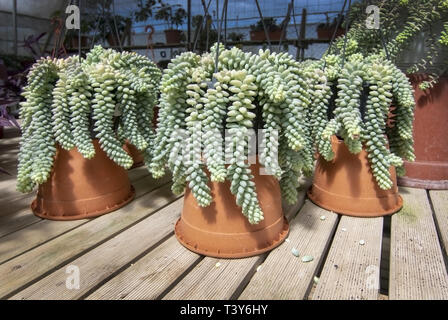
[0,172,169,265]
[0,166,153,239]
[312,216,384,300]
[10,198,185,300]
[161,184,310,300]
[389,187,448,300]
[86,183,310,300]
[239,200,339,300]
[0,180,179,299]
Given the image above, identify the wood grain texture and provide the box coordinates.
[0,182,178,298]
[162,255,261,300]
[240,200,338,300]
[429,190,448,256]
[10,198,184,300]
[87,236,200,300]
[0,174,165,264]
[312,216,383,300]
[0,166,151,238]
[389,187,448,300]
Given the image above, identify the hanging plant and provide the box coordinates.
[308,52,415,190]
[17,46,161,193]
[151,44,313,224]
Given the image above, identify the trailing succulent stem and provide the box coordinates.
[309,53,415,190]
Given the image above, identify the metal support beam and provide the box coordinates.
[298,8,307,60]
[12,0,17,56]
[187,0,191,50]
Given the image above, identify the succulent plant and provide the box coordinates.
[308,53,415,190]
[334,0,448,89]
[151,45,313,224]
[17,46,161,193]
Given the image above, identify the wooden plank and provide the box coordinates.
[312,216,383,300]
[86,236,200,300]
[10,198,184,300]
[162,186,309,300]
[0,174,167,264]
[0,181,178,298]
[239,201,338,300]
[0,167,151,238]
[429,190,448,256]
[163,255,260,300]
[0,195,40,238]
[389,187,448,300]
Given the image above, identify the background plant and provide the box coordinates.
[332,0,448,89]
[16,46,161,193]
[154,3,187,30]
[250,18,281,32]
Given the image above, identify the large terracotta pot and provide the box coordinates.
[308,136,402,217]
[249,30,282,41]
[398,74,448,189]
[164,29,183,44]
[123,141,144,169]
[32,140,135,220]
[175,160,289,258]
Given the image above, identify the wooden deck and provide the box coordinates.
[1,126,447,300]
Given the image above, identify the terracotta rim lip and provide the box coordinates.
[179,215,286,236]
[397,176,448,190]
[307,187,403,217]
[174,217,290,259]
[31,185,135,221]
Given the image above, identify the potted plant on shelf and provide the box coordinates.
[91,1,132,48]
[306,52,415,216]
[150,44,314,258]
[64,16,92,49]
[228,32,245,49]
[155,3,187,44]
[16,46,161,220]
[333,0,448,189]
[316,14,346,40]
[97,14,131,47]
[250,17,282,41]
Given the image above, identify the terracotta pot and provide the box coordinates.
[106,33,120,47]
[249,30,282,41]
[70,35,89,48]
[164,29,183,44]
[398,74,448,189]
[316,27,345,40]
[32,140,135,220]
[175,160,289,258]
[308,136,403,217]
[123,141,145,169]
